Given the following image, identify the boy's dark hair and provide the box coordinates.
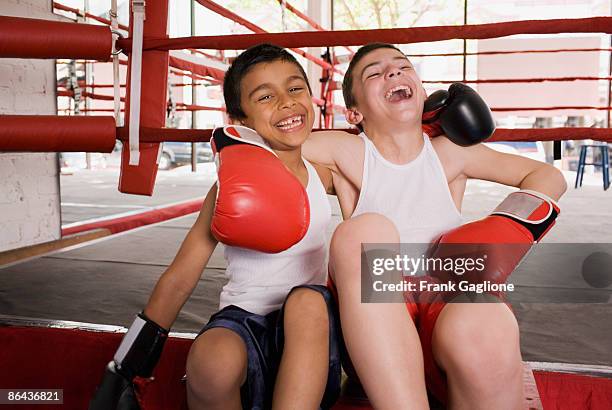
[342,42,404,110]
[223,43,312,120]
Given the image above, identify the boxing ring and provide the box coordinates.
[1,1,612,409]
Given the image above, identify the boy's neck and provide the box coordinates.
[275,148,305,173]
[363,122,425,164]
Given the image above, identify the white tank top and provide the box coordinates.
[353,132,463,243]
[219,160,331,315]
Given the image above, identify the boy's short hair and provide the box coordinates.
[342,42,404,109]
[223,43,312,120]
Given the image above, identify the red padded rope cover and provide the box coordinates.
[168,56,225,82]
[0,115,116,152]
[116,17,612,51]
[118,0,170,196]
[1,326,610,410]
[489,127,612,143]
[61,198,204,236]
[534,371,612,410]
[0,16,112,61]
[58,89,125,102]
[114,127,611,144]
[116,127,212,143]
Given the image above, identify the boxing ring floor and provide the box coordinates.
[1,175,611,369]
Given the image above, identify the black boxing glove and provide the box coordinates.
[422,83,495,146]
[89,313,168,410]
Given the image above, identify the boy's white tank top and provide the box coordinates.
[219,159,331,315]
[352,132,463,243]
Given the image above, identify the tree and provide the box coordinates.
[335,0,447,30]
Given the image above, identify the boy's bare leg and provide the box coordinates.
[272,288,329,410]
[186,327,247,410]
[330,213,429,410]
[432,303,524,410]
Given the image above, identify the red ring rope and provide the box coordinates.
[116,17,612,51]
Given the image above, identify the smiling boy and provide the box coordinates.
[303,43,566,409]
[90,44,341,410]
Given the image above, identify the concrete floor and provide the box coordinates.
[60,164,612,243]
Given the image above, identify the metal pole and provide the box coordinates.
[607,33,611,128]
[110,0,121,127]
[191,0,198,172]
[606,0,612,128]
[84,0,92,170]
[462,0,467,82]
[331,0,334,129]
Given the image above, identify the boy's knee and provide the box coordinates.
[330,214,399,281]
[186,329,247,401]
[449,343,522,394]
[284,288,329,329]
[331,213,398,251]
[435,306,520,379]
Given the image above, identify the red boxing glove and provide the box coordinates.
[210,125,309,253]
[426,190,560,293]
[422,83,495,146]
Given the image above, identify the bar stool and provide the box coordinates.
[574,144,610,190]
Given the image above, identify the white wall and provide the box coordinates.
[476,36,603,120]
[0,0,64,252]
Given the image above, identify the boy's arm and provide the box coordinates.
[89,185,218,409]
[143,183,218,329]
[448,140,567,200]
[312,162,336,195]
[302,130,354,172]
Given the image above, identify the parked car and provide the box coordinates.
[484,141,547,163]
[59,152,108,170]
[159,142,214,170]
